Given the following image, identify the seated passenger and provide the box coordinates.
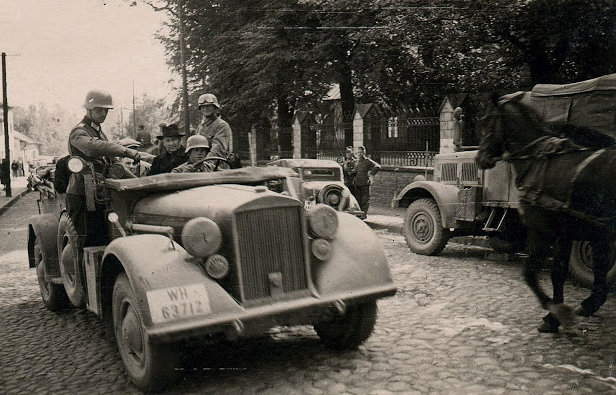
[172,135,213,173]
[116,138,151,177]
[149,123,188,175]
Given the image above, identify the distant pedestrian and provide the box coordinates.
[342,146,357,195]
[453,107,465,152]
[11,160,18,178]
[352,146,380,219]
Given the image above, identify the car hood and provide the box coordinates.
[133,184,301,226]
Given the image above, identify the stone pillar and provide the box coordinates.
[439,99,455,153]
[352,111,364,149]
[292,117,301,158]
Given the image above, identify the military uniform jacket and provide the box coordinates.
[352,157,381,187]
[67,117,126,196]
[149,148,188,175]
[196,116,233,161]
[171,160,213,173]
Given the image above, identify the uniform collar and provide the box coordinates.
[82,116,101,132]
[204,115,218,126]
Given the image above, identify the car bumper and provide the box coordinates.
[146,284,396,343]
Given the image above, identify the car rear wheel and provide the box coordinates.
[112,272,181,392]
[569,240,616,289]
[403,198,449,255]
[314,301,377,350]
[58,214,85,307]
[34,238,69,311]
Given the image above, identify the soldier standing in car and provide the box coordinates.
[149,123,188,175]
[67,90,141,246]
[352,145,380,219]
[195,93,232,169]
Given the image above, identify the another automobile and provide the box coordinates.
[27,158,396,391]
[267,158,363,216]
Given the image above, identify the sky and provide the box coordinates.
[0,0,175,116]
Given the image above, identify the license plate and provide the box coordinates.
[304,200,316,209]
[147,283,212,324]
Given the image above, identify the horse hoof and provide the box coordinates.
[537,321,559,333]
[574,306,592,317]
[549,304,577,328]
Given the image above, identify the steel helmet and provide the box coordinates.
[185,135,210,153]
[198,93,220,109]
[83,90,114,110]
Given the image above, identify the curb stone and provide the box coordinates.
[0,188,30,216]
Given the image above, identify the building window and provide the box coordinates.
[388,117,398,138]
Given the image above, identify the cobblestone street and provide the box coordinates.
[2,193,616,394]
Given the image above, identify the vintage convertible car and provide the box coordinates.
[267,158,363,217]
[27,158,396,391]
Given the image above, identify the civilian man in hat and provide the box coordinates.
[195,93,233,169]
[67,89,142,248]
[171,135,213,173]
[149,123,188,175]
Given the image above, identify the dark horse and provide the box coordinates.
[477,93,615,332]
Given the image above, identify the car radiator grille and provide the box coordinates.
[235,206,308,303]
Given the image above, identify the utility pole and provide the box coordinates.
[132,80,137,138]
[2,52,11,197]
[178,0,190,137]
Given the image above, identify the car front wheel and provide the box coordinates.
[112,272,181,392]
[314,301,377,350]
[569,240,616,289]
[403,198,449,255]
[34,238,69,311]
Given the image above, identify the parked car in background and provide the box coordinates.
[267,158,363,217]
[27,159,396,391]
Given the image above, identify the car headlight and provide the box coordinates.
[202,254,229,279]
[181,217,222,258]
[311,238,332,261]
[67,157,86,173]
[307,204,338,240]
[318,185,349,211]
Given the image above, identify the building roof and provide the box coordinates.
[323,84,341,101]
[13,130,37,144]
[355,103,375,118]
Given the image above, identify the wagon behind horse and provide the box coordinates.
[477,74,616,332]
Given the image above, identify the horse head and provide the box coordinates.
[476,92,546,170]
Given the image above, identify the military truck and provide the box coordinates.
[393,73,616,288]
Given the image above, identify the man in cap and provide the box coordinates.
[195,93,233,169]
[116,137,152,177]
[149,123,188,175]
[67,89,142,247]
[171,135,213,173]
[136,125,156,154]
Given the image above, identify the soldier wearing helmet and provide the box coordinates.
[171,135,213,173]
[67,89,142,246]
[195,93,233,169]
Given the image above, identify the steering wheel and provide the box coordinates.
[200,157,232,171]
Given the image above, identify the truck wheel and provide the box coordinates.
[314,301,377,350]
[34,238,69,311]
[569,240,616,289]
[58,215,85,307]
[403,198,449,255]
[112,272,181,392]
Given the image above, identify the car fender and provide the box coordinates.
[27,214,60,272]
[394,180,461,228]
[101,234,242,327]
[311,213,395,296]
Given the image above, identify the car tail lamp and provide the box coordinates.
[202,254,229,279]
[307,204,338,240]
[181,217,222,258]
[67,157,86,173]
[311,238,332,261]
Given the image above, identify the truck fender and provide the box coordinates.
[27,214,60,273]
[394,180,461,229]
[311,213,395,296]
[99,234,242,326]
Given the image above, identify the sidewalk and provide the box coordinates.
[365,205,405,233]
[0,177,30,216]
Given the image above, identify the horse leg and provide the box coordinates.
[538,237,575,332]
[577,235,610,316]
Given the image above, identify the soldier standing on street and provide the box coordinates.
[67,90,142,247]
[342,146,357,196]
[195,93,233,169]
[352,146,381,219]
[149,123,188,175]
